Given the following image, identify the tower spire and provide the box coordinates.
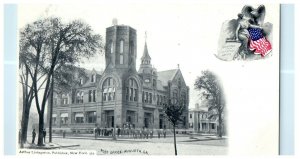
[141,41,151,65]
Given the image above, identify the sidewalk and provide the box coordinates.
[22,142,80,149]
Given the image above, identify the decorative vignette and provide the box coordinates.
[216,4,273,61]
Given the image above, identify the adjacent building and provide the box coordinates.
[49,23,189,132]
[188,103,218,134]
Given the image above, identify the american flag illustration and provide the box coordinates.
[248,28,272,57]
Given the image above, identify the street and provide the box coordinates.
[26,135,228,155]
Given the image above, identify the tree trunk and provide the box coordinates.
[21,104,30,145]
[218,113,222,138]
[49,75,54,143]
[37,114,45,146]
[173,125,177,155]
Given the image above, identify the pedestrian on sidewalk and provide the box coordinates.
[63,130,66,138]
[32,129,36,144]
[43,129,47,144]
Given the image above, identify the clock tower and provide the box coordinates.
[138,37,158,89]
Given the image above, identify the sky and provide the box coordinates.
[18,3,278,109]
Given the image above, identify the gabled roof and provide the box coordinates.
[157,69,178,86]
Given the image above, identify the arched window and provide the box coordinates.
[102,77,116,102]
[126,78,138,101]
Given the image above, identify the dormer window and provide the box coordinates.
[91,74,96,83]
[79,78,83,85]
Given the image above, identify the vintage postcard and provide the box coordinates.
[17,2,279,156]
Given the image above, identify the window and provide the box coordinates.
[102,77,116,102]
[62,98,68,105]
[149,93,152,104]
[160,95,163,105]
[79,78,83,85]
[60,113,68,125]
[126,87,129,100]
[110,41,114,53]
[130,88,133,101]
[134,89,137,101]
[153,79,156,87]
[120,40,124,53]
[93,90,96,102]
[52,117,56,125]
[120,55,124,64]
[87,90,96,102]
[126,78,138,102]
[190,123,193,128]
[89,90,92,102]
[145,92,148,103]
[190,114,192,118]
[142,92,145,102]
[86,111,96,123]
[127,116,132,123]
[76,91,84,103]
[91,74,96,83]
[129,41,134,55]
[52,114,57,125]
[74,112,84,123]
[211,123,215,129]
[54,98,57,105]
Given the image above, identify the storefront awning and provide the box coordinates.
[75,113,84,118]
[103,88,108,93]
[60,113,68,117]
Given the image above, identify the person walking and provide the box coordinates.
[163,129,167,138]
[43,129,47,144]
[32,129,36,144]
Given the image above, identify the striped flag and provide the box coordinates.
[248,28,272,57]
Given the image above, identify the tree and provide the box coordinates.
[164,99,185,156]
[19,17,103,146]
[19,61,36,147]
[194,70,225,138]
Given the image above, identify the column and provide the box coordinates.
[57,110,61,128]
[96,103,102,127]
[68,109,72,126]
[114,87,123,127]
[137,107,144,128]
[153,109,159,129]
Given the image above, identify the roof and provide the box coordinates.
[156,80,165,91]
[157,69,178,86]
[141,42,151,60]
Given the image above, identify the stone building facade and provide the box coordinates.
[49,24,189,132]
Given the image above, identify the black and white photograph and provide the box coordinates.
[17,2,279,155]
